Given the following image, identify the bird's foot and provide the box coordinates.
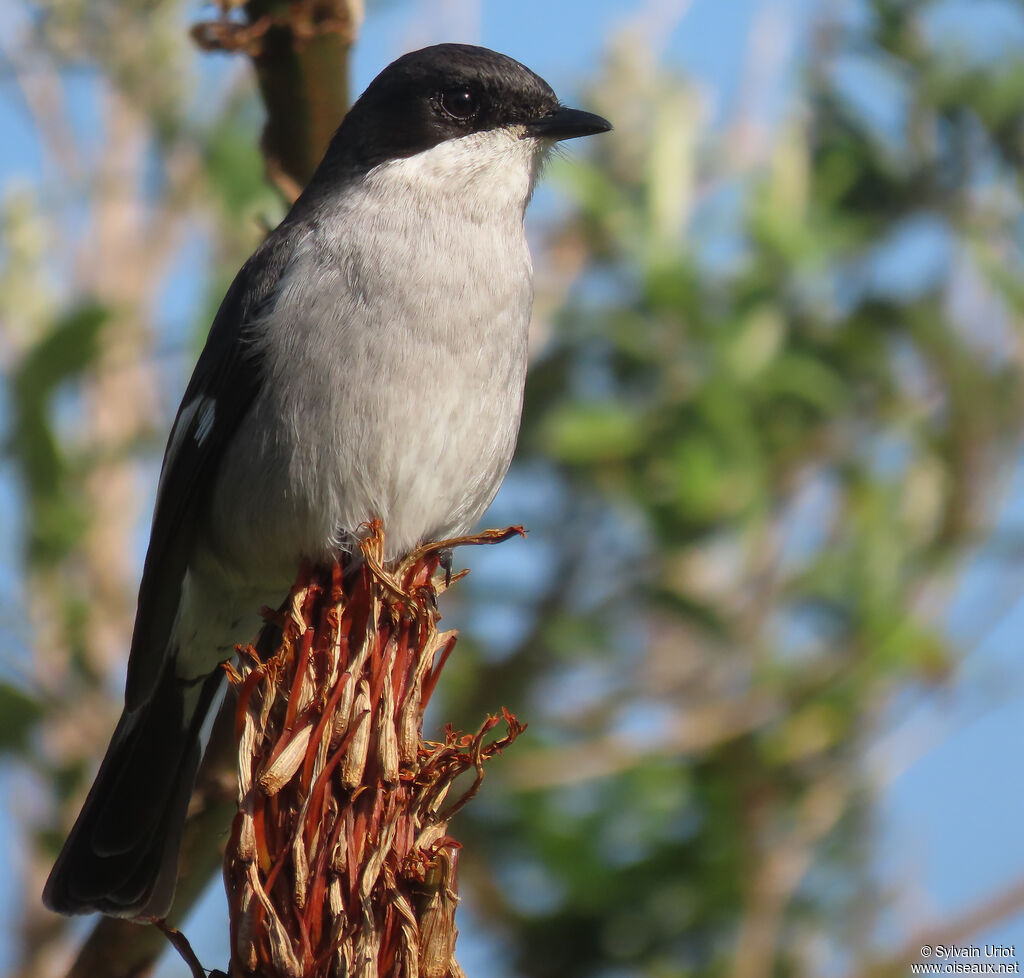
[438,548,454,588]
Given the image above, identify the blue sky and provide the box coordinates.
[3,0,1024,975]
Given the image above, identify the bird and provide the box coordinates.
[43,43,611,919]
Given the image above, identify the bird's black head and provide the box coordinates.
[323,44,611,173]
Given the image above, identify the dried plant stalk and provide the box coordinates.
[223,522,525,978]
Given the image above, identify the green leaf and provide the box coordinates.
[539,403,644,464]
[5,303,108,566]
[0,682,42,753]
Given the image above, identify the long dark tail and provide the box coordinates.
[43,660,224,918]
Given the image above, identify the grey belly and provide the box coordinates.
[202,350,526,580]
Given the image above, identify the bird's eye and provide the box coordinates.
[437,88,479,121]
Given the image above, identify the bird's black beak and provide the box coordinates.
[524,106,612,141]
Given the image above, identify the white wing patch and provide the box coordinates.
[156,395,217,504]
[195,398,216,446]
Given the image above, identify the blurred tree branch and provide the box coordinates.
[192,0,362,198]
[856,874,1024,978]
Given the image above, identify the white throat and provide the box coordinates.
[362,127,550,223]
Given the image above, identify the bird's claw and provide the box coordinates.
[438,548,454,587]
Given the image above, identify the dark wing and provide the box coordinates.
[123,226,301,710]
